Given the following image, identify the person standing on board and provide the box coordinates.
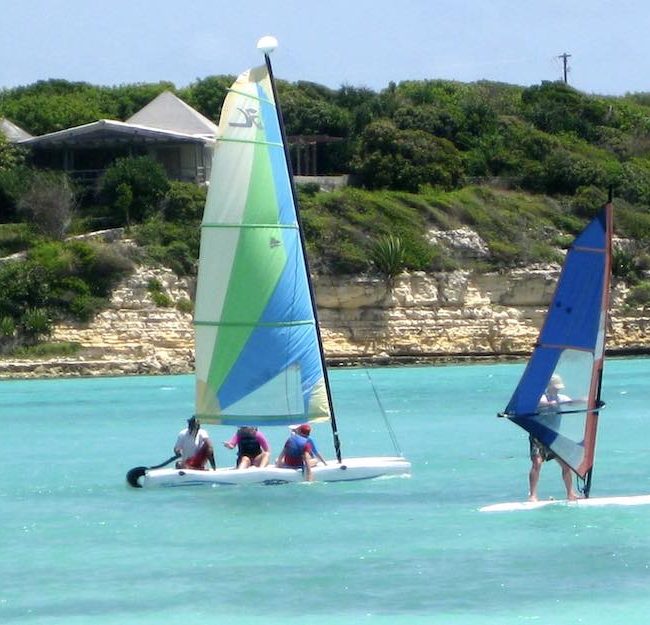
[276,424,327,482]
[528,374,578,501]
[223,426,271,469]
[174,416,216,470]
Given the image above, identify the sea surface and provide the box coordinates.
[3,357,650,625]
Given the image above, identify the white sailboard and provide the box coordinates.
[480,494,650,512]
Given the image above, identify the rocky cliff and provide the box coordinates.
[0,261,647,379]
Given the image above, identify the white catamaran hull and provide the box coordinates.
[480,494,650,512]
[135,457,411,488]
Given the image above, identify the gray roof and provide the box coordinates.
[1,118,33,142]
[126,91,218,137]
[18,119,214,148]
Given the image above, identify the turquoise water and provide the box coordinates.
[3,358,650,624]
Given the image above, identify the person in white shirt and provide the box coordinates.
[528,374,578,501]
[174,416,215,470]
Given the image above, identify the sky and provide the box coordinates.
[2,0,649,96]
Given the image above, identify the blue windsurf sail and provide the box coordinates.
[500,201,613,489]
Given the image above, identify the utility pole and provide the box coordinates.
[558,52,571,84]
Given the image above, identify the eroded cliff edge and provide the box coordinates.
[0,263,646,379]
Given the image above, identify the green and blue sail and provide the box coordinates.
[194,65,330,426]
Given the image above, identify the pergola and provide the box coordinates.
[288,134,344,176]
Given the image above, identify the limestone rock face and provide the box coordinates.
[0,263,647,379]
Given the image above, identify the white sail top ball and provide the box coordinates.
[257,36,278,55]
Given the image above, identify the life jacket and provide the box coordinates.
[284,434,310,461]
[238,427,261,458]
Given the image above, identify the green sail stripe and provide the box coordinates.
[207,128,286,392]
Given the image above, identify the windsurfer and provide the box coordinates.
[174,417,216,471]
[223,426,271,469]
[276,424,327,482]
[528,375,579,502]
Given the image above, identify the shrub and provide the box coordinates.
[20,307,52,343]
[99,156,170,225]
[627,281,650,307]
[9,341,81,359]
[0,222,40,256]
[176,298,193,314]
[0,315,16,337]
[147,277,172,307]
[369,234,405,279]
[17,171,76,240]
[162,181,206,222]
[134,219,198,276]
[147,278,163,292]
[150,291,173,307]
[353,119,465,192]
[571,186,609,219]
[613,248,642,285]
[0,166,32,222]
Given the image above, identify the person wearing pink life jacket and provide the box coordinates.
[223,426,270,468]
[276,423,326,482]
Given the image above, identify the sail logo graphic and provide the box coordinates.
[269,237,281,249]
[230,106,263,129]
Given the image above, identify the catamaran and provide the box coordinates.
[482,196,615,511]
[126,37,410,488]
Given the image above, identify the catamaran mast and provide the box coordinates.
[259,38,343,463]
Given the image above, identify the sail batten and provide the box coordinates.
[502,202,613,490]
[219,138,284,147]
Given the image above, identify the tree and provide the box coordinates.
[354,119,465,191]
[180,76,233,122]
[99,156,170,225]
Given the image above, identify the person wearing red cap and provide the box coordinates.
[275,423,327,481]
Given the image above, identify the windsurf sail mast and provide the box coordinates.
[500,197,613,497]
[260,37,342,462]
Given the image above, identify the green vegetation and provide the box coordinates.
[4,75,650,352]
[147,277,173,308]
[0,239,133,352]
[8,341,82,359]
[99,156,170,227]
[627,281,650,307]
[370,234,406,281]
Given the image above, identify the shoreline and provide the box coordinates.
[2,347,649,380]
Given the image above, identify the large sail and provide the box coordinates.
[193,64,331,426]
[501,202,613,485]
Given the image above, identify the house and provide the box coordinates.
[16,91,217,185]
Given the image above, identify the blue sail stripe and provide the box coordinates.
[211,72,326,423]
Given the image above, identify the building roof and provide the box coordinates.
[18,118,214,148]
[16,91,217,149]
[1,118,33,142]
[126,91,218,137]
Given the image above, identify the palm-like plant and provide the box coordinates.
[370,234,405,283]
